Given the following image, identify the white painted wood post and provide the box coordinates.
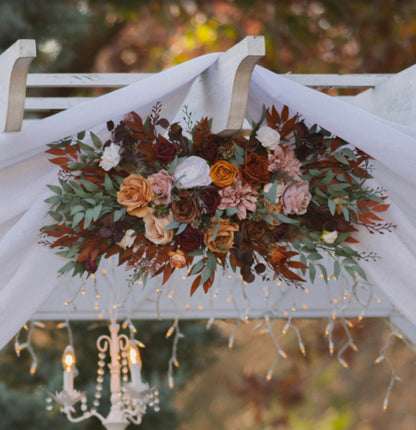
[0,39,36,132]
[175,35,265,135]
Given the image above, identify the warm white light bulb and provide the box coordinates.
[62,346,76,371]
[128,343,142,368]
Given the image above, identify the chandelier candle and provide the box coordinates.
[62,345,76,392]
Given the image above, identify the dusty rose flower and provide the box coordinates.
[218,176,257,220]
[169,249,187,269]
[281,180,311,215]
[143,211,173,245]
[204,219,239,253]
[148,169,174,205]
[268,145,302,179]
[171,191,201,224]
[117,174,152,217]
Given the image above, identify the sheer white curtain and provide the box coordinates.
[0,53,220,348]
[249,66,416,329]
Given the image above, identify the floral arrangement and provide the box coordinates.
[41,103,394,295]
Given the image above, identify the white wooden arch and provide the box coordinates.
[1,37,415,345]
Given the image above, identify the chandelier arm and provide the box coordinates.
[65,409,106,423]
[118,333,129,351]
[97,334,111,352]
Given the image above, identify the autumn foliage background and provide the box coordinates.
[1,1,416,429]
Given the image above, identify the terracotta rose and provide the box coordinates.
[241,153,271,185]
[204,219,239,253]
[117,174,152,217]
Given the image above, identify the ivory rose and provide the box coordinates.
[117,174,153,217]
[143,211,173,245]
[148,169,174,205]
[256,126,281,151]
[321,230,338,244]
[100,143,121,171]
[210,160,240,188]
[116,229,136,249]
[174,156,211,188]
[281,181,311,215]
[204,219,239,253]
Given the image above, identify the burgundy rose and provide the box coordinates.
[200,187,221,215]
[171,191,201,224]
[175,225,204,251]
[83,257,98,274]
[271,224,286,241]
[203,141,220,164]
[155,137,177,163]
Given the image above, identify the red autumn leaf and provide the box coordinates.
[364,212,384,221]
[46,148,68,156]
[163,264,174,285]
[331,138,340,152]
[190,274,202,296]
[280,267,305,282]
[119,248,133,265]
[43,229,64,238]
[51,236,78,248]
[49,157,69,168]
[281,105,289,122]
[203,270,215,293]
[105,246,122,258]
[345,236,360,243]
[55,224,75,234]
[372,204,389,212]
[287,261,309,269]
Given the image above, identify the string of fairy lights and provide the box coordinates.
[11,256,411,413]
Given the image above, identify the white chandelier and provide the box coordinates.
[46,318,159,430]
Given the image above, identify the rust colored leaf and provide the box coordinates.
[46,148,68,156]
[287,261,308,269]
[372,204,390,212]
[163,264,174,285]
[203,270,215,293]
[281,105,289,122]
[344,236,360,243]
[190,274,202,296]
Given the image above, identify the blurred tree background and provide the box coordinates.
[1,0,416,429]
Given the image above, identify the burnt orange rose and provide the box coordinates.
[204,219,239,253]
[169,249,187,269]
[117,174,152,217]
[210,160,240,188]
[269,246,287,266]
[241,153,271,185]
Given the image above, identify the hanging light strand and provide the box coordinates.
[167,318,184,389]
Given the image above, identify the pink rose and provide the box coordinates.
[281,181,311,215]
[148,169,174,205]
[268,145,302,180]
[143,211,173,245]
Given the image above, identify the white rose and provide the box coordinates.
[174,156,211,188]
[117,229,136,249]
[256,126,281,151]
[321,230,338,244]
[100,143,121,171]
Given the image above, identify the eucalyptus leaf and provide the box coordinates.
[90,132,103,149]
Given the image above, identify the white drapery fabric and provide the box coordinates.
[1,54,416,349]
